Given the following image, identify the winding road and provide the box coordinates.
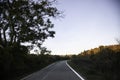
[21,61,84,80]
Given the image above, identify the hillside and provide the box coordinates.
[69,44,120,80]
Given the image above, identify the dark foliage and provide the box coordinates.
[0,45,69,80]
[0,0,64,80]
[0,0,60,48]
[71,45,120,80]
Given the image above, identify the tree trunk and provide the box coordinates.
[3,29,7,47]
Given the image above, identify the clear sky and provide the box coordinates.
[43,0,120,55]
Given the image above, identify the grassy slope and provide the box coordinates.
[68,60,103,80]
[68,45,120,80]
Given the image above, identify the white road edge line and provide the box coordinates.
[66,61,85,80]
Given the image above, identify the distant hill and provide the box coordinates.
[80,44,120,55]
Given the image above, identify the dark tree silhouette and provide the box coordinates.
[0,0,62,80]
[0,0,60,49]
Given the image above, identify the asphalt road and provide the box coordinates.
[21,61,84,80]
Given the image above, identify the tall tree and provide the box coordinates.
[0,0,60,49]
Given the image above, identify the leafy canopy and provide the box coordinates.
[0,0,60,49]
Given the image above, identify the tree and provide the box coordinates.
[0,1,61,79]
[0,0,60,49]
[116,38,120,45]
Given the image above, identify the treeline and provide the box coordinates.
[70,45,120,80]
[0,45,69,80]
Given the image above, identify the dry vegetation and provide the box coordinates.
[69,45,120,80]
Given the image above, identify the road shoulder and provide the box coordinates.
[66,61,85,80]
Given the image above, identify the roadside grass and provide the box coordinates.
[15,60,60,80]
[9,65,49,80]
[68,60,103,80]
[68,45,120,80]
[9,62,56,80]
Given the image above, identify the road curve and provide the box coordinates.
[21,61,83,80]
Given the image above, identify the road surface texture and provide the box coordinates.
[21,61,84,80]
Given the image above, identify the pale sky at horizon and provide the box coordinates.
[43,0,120,55]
